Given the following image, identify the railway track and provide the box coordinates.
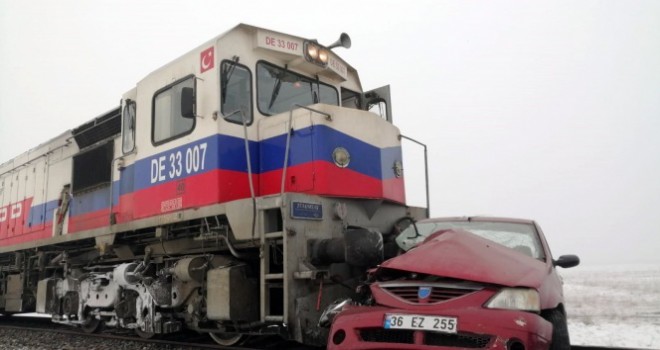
[0,316,285,350]
[0,316,646,350]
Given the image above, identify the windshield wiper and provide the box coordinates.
[268,79,282,110]
[221,56,239,101]
[268,64,291,110]
[308,81,319,104]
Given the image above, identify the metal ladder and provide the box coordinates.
[258,105,331,324]
[258,196,287,324]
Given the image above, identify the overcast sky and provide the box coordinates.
[1,0,659,265]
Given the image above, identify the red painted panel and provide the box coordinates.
[68,208,111,233]
[383,177,406,204]
[261,161,405,203]
[0,198,33,240]
[312,161,384,199]
[0,223,53,246]
[114,193,135,224]
[259,162,317,196]
[129,169,257,219]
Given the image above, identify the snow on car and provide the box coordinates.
[324,217,580,350]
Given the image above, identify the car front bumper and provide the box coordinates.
[327,305,553,350]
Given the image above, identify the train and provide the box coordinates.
[0,24,427,346]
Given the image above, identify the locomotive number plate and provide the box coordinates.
[291,202,322,220]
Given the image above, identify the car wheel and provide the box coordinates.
[543,308,570,350]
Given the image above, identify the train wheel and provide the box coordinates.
[81,317,102,333]
[209,332,246,346]
[135,328,156,339]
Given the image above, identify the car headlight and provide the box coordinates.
[485,288,540,312]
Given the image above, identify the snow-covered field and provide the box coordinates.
[562,263,660,349]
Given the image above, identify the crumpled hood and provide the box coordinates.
[379,229,548,288]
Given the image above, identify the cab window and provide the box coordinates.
[256,61,338,116]
[341,88,361,110]
[122,100,136,154]
[221,61,253,124]
[152,76,195,145]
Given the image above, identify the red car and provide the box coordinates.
[326,217,579,350]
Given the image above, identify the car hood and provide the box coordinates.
[380,229,548,288]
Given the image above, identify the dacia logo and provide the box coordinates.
[418,286,432,300]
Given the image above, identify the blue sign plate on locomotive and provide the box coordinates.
[291,202,323,220]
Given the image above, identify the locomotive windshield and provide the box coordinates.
[256,61,338,115]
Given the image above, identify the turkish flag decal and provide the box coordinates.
[200,46,214,73]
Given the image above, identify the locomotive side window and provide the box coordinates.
[341,88,361,110]
[122,100,136,154]
[256,61,338,116]
[221,61,253,124]
[152,76,195,145]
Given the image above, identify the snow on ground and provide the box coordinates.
[562,263,660,349]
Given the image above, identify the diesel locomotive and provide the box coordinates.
[0,24,426,346]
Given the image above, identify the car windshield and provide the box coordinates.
[395,220,546,260]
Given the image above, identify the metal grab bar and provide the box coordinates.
[399,135,430,218]
[225,109,258,241]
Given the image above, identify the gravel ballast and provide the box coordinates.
[0,327,205,350]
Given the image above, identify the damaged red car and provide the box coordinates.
[326,217,579,350]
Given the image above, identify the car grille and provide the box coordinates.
[360,328,414,344]
[381,285,477,303]
[359,328,492,348]
[425,332,492,348]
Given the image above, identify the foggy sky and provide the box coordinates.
[1,0,659,265]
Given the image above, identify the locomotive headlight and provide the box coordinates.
[318,49,329,64]
[332,147,350,168]
[304,41,329,67]
[307,44,319,59]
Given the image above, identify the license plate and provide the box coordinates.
[384,314,458,333]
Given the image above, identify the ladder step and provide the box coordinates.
[264,231,284,239]
[257,196,282,210]
[265,315,284,322]
[264,273,284,280]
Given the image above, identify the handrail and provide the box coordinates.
[241,112,257,242]
[399,135,430,218]
[225,109,258,241]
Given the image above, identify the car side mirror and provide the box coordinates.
[553,254,580,268]
[181,87,195,119]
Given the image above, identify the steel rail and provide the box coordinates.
[0,316,257,350]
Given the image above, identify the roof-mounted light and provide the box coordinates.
[307,44,319,60]
[304,41,328,67]
[318,49,329,64]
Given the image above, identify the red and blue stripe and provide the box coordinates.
[3,125,405,245]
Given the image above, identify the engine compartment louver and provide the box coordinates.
[72,107,121,149]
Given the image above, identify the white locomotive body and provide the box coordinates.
[0,24,425,346]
